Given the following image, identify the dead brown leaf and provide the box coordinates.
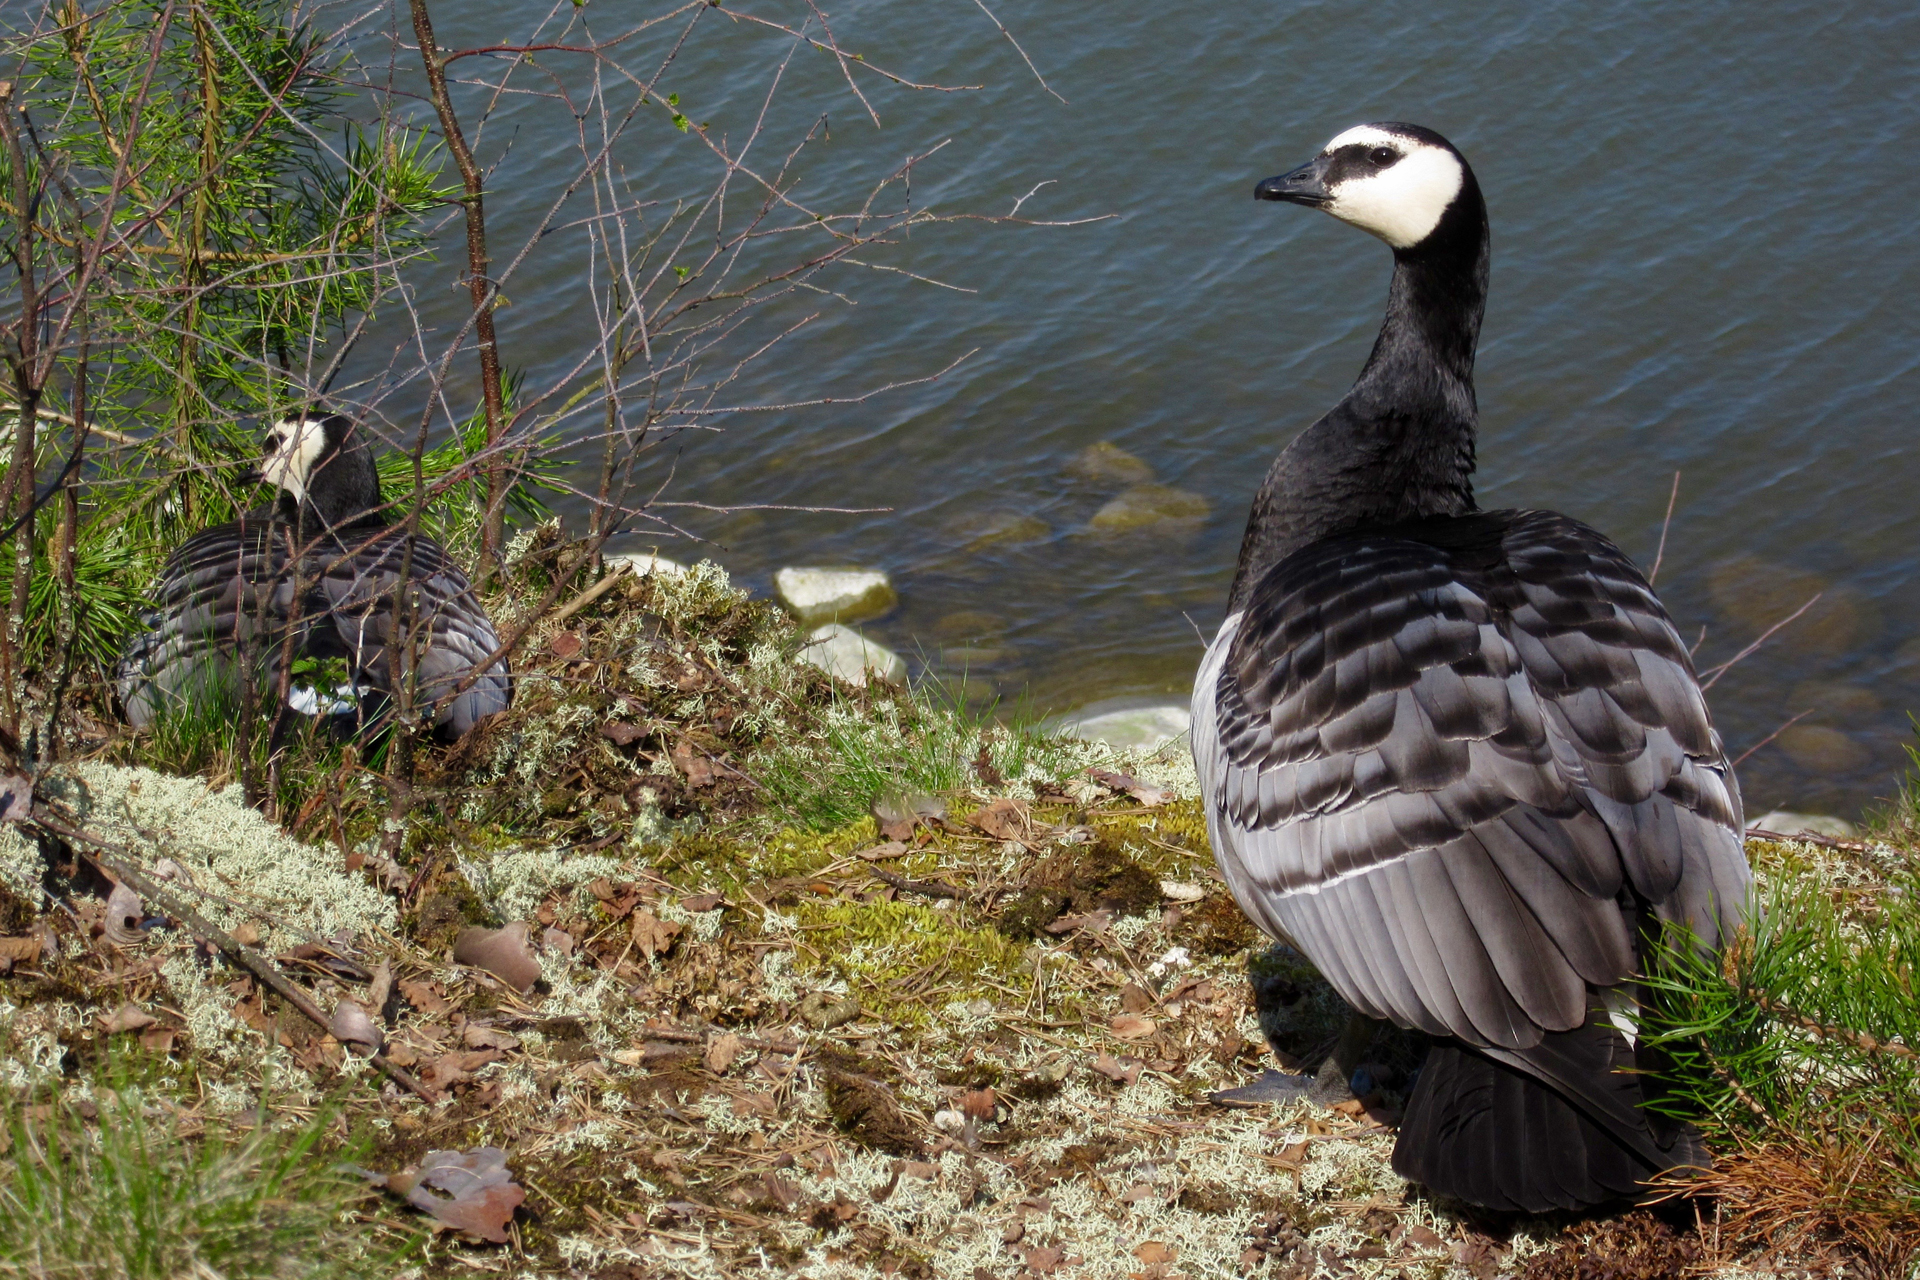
[0,771,30,822]
[1090,1054,1143,1086]
[452,923,542,993]
[601,720,643,746]
[549,631,583,659]
[959,1087,997,1120]
[99,1002,158,1034]
[0,933,43,970]
[376,1146,525,1244]
[1132,1241,1177,1265]
[668,738,715,787]
[872,792,943,842]
[856,841,910,862]
[398,979,451,1015]
[461,1025,520,1051]
[705,1032,743,1075]
[138,1026,177,1054]
[1045,909,1113,935]
[1119,983,1154,1014]
[967,796,1030,841]
[329,1000,382,1054]
[680,892,725,912]
[629,908,682,960]
[1110,1014,1156,1040]
[1088,768,1169,806]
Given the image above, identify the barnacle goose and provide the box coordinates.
[117,412,511,739]
[1191,124,1752,1212]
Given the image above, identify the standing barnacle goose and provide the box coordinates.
[117,412,511,739]
[1191,124,1752,1212]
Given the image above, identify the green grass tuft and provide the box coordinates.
[0,1086,407,1279]
[752,676,1071,831]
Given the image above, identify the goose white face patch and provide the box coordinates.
[259,416,329,503]
[1319,125,1464,250]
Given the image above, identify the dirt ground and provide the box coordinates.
[0,566,1894,1279]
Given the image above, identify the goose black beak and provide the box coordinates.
[239,462,264,486]
[1256,157,1332,207]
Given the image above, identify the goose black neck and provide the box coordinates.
[1228,176,1489,613]
[276,440,384,537]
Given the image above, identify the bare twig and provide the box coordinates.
[1649,469,1680,586]
[1730,709,1814,768]
[1699,593,1821,691]
[32,809,435,1102]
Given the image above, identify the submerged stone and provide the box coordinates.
[944,509,1051,552]
[775,566,898,625]
[1066,441,1156,488]
[1086,484,1210,534]
[1056,699,1192,752]
[799,624,906,686]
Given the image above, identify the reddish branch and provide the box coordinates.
[407,0,509,579]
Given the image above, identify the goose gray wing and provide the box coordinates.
[1193,509,1748,1052]
[312,526,511,736]
[116,516,321,727]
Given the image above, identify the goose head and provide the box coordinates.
[252,412,383,526]
[1256,123,1476,252]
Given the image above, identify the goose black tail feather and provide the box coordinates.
[1391,1017,1708,1213]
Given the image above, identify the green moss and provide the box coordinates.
[788,896,1030,1026]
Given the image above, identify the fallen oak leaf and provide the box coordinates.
[397,978,450,1015]
[1089,1054,1143,1086]
[98,1002,158,1034]
[1046,909,1112,935]
[461,1025,521,1052]
[452,923,542,993]
[872,792,942,842]
[966,796,1030,841]
[329,1000,383,1055]
[705,1032,743,1075]
[601,719,644,746]
[668,738,715,787]
[1087,767,1168,806]
[360,1146,526,1244]
[629,908,682,960]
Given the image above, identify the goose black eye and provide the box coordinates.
[1369,147,1399,167]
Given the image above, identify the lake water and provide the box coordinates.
[361,0,1920,821]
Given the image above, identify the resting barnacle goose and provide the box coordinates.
[1191,124,1752,1212]
[117,411,511,740]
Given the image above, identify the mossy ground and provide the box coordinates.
[0,553,1908,1278]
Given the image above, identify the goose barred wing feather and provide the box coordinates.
[117,517,322,728]
[315,527,510,736]
[1196,509,1748,1053]
[117,515,510,737]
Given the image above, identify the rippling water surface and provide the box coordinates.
[368,0,1920,819]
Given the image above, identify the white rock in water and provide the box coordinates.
[1747,810,1858,839]
[775,566,897,625]
[1057,699,1192,751]
[604,551,688,578]
[799,624,906,686]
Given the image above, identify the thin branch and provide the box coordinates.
[969,0,1065,103]
[1730,709,1813,769]
[1649,469,1680,586]
[1699,593,1821,691]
